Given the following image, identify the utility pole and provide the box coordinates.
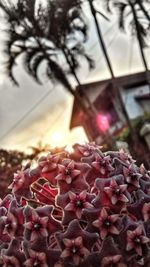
[129,0,150,88]
[87,0,114,78]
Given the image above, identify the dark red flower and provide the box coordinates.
[55,160,81,184]
[1,239,26,267]
[38,153,60,173]
[8,170,25,193]
[2,255,21,267]
[126,225,149,256]
[2,212,18,237]
[92,208,120,239]
[56,219,98,265]
[76,143,100,157]
[101,254,126,267]
[123,164,142,188]
[65,190,94,219]
[92,152,114,176]
[24,209,48,241]
[24,249,48,267]
[61,236,90,265]
[104,179,129,205]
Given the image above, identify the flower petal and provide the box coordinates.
[72,170,81,178]
[79,190,87,200]
[68,191,76,201]
[66,176,72,184]
[74,236,82,246]
[40,228,48,237]
[73,254,80,265]
[100,208,108,220]
[110,225,120,235]
[61,248,70,258]
[100,228,108,239]
[126,242,134,251]
[55,174,63,181]
[140,236,150,244]
[76,208,82,219]
[92,219,99,228]
[63,238,72,248]
[119,194,129,203]
[65,203,74,211]
[135,245,142,256]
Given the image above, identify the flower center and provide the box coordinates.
[76,200,83,208]
[34,223,41,230]
[134,237,141,244]
[65,169,72,176]
[71,246,79,254]
[101,160,106,167]
[104,220,111,227]
[113,188,120,195]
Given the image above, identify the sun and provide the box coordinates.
[50,132,65,147]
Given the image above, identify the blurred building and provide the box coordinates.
[70,71,150,147]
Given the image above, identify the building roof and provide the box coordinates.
[70,71,150,129]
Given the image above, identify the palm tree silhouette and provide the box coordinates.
[0,0,95,114]
[104,0,150,74]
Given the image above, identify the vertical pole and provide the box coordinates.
[87,0,115,78]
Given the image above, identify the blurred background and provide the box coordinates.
[0,0,150,197]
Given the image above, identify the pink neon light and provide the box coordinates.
[96,113,110,133]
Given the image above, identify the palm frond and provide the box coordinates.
[114,2,128,31]
[103,0,113,13]
[23,48,41,74]
[137,21,148,48]
[48,59,74,94]
[84,54,95,70]
[69,44,95,70]
[5,49,24,86]
[30,53,45,84]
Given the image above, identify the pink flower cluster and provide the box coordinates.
[0,143,150,267]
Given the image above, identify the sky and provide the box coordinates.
[0,1,149,152]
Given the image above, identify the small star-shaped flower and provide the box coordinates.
[92,208,120,239]
[55,160,81,184]
[2,255,21,267]
[56,219,98,266]
[126,225,149,256]
[65,190,94,219]
[38,153,60,173]
[24,205,62,241]
[8,170,25,193]
[92,153,114,177]
[76,143,99,157]
[1,239,26,267]
[104,179,129,205]
[61,236,90,265]
[1,199,24,238]
[24,249,48,267]
[118,149,134,164]
[2,212,18,237]
[24,208,48,241]
[101,254,124,267]
[140,164,150,180]
[123,164,142,188]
